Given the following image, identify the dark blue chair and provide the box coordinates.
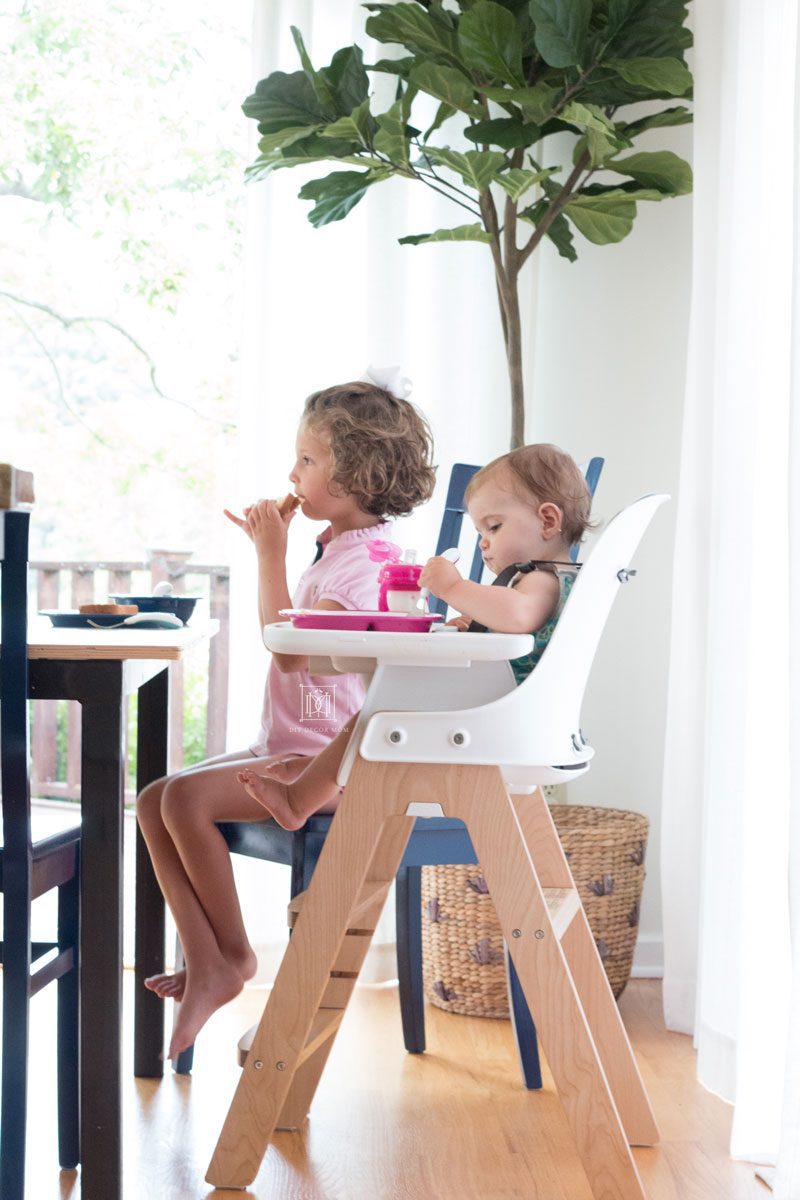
[179,456,603,1083]
[0,474,81,1197]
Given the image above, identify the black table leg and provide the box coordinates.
[134,667,169,1078]
[80,697,124,1200]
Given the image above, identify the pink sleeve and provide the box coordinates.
[317,546,382,611]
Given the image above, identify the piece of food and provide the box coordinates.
[79,603,139,615]
[276,492,301,516]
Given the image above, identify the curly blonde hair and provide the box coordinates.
[465,444,593,547]
[302,381,436,518]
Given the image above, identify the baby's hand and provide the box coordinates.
[446,614,471,632]
[420,555,462,602]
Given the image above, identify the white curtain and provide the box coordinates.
[226,0,513,977]
[661,0,800,1178]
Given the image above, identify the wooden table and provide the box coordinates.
[27,619,218,1200]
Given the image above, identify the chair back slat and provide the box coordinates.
[1,511,34,858]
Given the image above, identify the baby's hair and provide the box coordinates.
[302,381,436,518]
[465,443,593,547]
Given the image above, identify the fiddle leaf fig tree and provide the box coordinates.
[243,0,693,446]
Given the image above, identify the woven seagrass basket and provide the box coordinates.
[421,804,648,1017]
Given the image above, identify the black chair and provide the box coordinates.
[178,457,603,1083]
[0,468,81,1198]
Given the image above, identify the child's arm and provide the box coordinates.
[420,557,560,635]
[225,499,308,671]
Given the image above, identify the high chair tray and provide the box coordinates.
[280,609,443,633]
[265,621,532,669]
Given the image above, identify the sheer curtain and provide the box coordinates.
[661,0,800,1177]
[226,0,513,977]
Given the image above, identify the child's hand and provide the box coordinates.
[420,556,462,602]
[246,498,295,556]
[223,504,255,540]
[446,614,471,632]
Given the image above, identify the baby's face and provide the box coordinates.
[468,478,554,575]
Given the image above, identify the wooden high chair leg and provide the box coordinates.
[206,777,415,1190]
[512,788,659,1147]
[450,766,649,1200]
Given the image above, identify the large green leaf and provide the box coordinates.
[257,123,325,154]
[607,56,692,96]
[324,45,371,113]
[560,100,617,135]
[495,166,556,202]
[410,61,476,113]
[368,56,417,78]
[373,91,415,168]
[607,149,692,194]
[319,99,373,147]
[564,192,636,243]
[424,101,457,141]
[605,0,692,60]
[298,169,389,226]
[242,70,329,128]
[519,198,578,261]
[621,106,692,137]
[543,211,578,260]
[480,82,559,122]
[572,127,629,167]
[529,0,592,68]
[290,27,338,117]
[399,223,493,244]
[364,3,461,65]
[464,117,542,149]
[423,146,507,192]
[458,2,525,87]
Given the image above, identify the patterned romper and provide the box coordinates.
[467,559,579,685]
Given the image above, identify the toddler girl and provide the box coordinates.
[136,378,435,1059]
[239,443,591,824]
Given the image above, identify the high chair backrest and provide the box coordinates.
[359,493,668,790]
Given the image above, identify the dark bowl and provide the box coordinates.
[109,595,198,624]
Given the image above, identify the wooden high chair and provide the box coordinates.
[206,493,666,1199]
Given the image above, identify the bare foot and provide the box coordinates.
[167,961,244,1060]
[237,768,306,831]
[261,759,298,783]
[145,968,186,1000]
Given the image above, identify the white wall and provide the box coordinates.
[523,125,693,971]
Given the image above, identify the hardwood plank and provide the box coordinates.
[18,977,772,1200]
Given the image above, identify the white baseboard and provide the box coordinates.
[631,933,664,978]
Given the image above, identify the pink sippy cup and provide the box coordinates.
[368,542,426,613]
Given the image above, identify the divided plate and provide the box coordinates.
[279,609,443,633]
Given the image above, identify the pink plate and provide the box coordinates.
[280,609,443,633]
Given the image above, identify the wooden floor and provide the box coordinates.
[23,975,770,1200]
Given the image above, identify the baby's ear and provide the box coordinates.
[539,502,563,538]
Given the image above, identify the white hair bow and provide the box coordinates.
[361,364,413,399]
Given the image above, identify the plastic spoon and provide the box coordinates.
[152,580,174,597]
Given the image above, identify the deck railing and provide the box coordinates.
[30,550,229,803]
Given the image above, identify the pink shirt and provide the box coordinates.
[250,521,396,758]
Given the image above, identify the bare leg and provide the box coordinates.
[136,750,308,1057]
[238,718,355,831]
